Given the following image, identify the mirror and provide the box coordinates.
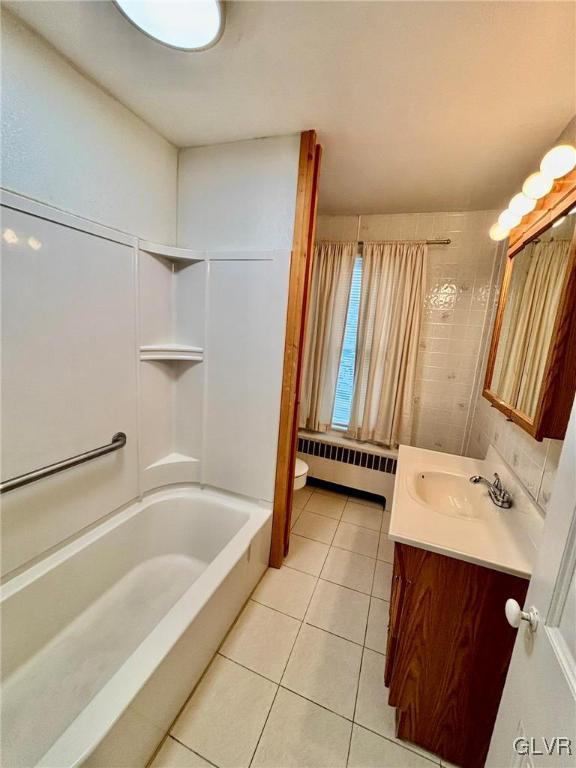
[484,201,576,441]
[491,214,575,419]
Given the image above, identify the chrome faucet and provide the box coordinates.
[469,472,513,509]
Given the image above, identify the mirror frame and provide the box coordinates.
[483,171,576,441]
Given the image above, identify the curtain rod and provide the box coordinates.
[356,238,451,246]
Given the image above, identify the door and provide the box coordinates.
[487,397,576,767]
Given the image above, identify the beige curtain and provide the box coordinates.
[346,241,427,447]
[497,239,571,418]
[299,241,357,432]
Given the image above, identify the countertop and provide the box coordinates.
[389,445,545,579]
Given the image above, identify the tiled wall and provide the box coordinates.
[466,243,564,514]
[316,211,499,455]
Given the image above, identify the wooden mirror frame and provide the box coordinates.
[482,171,576,441]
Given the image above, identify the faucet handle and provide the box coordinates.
[493,473,503,491]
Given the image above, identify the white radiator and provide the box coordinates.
[296,434,397,509]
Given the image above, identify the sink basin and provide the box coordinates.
[410,471,485,519]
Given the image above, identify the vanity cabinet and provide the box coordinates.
[385,543,528,768]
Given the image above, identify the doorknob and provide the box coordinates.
[505,599,539,632]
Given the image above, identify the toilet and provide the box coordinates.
[294,457,309,490]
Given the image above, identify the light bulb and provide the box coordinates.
[489,223,509,241]
[540,145,576,179]
[522,172,554,200]
[498,209,522,230]
[508,192,536,217]
[552,216,566,229]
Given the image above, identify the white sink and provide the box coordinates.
[389,445,545,578]
[410,470,486,519]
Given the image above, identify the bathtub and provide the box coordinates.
[1,487,272,768]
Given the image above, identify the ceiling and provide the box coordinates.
[6,1,576,214]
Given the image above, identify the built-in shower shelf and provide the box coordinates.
[140,345,204,362]
[139,240,204,264]
[142,452,200,492]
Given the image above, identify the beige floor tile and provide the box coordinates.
[281,624,362,718]
[333,521,379,558]
[251,688,351,768]
[372,560,393,600]
[354,648,396,740]
[382,510,392,532]
[252,566,317,619]
[365,597,390,654]
[320,547,376,594]
[377,532,395,563]
[304,492,347,520]
[171,655,276,768]
[292,510,338,544]
[293,486,313,510]
[151,737,213,767]
[285,534,330,576]
[348,496,384,510]
[342,501,383,531]
[348,725,438,767]
[291,507,302,528]
[219,601,300,682]
[305,579,369,644]
[313,487,349,501]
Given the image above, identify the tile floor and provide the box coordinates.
[151,486,447,768]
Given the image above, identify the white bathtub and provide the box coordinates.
[1,487,272,768]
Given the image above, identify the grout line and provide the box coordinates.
[168,736,220,768]
[277,683,356,724]
[217,651,283,686]
[248,553,322,767]
[352,720,441,766]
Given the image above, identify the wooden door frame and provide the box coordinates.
[269,130,321,568]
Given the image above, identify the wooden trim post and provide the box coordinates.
[269,130,321,568]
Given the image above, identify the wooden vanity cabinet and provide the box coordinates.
[384,543,528,768]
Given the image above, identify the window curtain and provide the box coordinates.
[299,241,357,432]
[497,238,571,418]
[346,241,427,448]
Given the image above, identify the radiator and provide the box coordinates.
[296,435,397,508]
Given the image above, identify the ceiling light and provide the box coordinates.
[508,192,536,217]
[2,228,18,244]
[540,144,576,179]
[498,209,522,230]
[552,216,566,229]
[522,172,554,200]
[489,223,509,242]
[114,0,224,51]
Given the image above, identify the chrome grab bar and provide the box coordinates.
[0,432,127,495]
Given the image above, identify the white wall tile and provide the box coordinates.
[316,210,498,457]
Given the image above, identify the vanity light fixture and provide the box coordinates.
[522,171,554,201]
[114,0,225,51]
[540,144,576,179]
[490,142,575,241]
[508,192,536,217]
[489,223,510,242]
[498,209,522,230]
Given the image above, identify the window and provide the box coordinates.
[114,0,224,51]
[332,255,362,429]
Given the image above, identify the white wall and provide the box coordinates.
[178,136,300,251]
[1,10,177,242]
[178,136,300,501]
[317,211,499,455]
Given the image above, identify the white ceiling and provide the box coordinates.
[6,1,576,214]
